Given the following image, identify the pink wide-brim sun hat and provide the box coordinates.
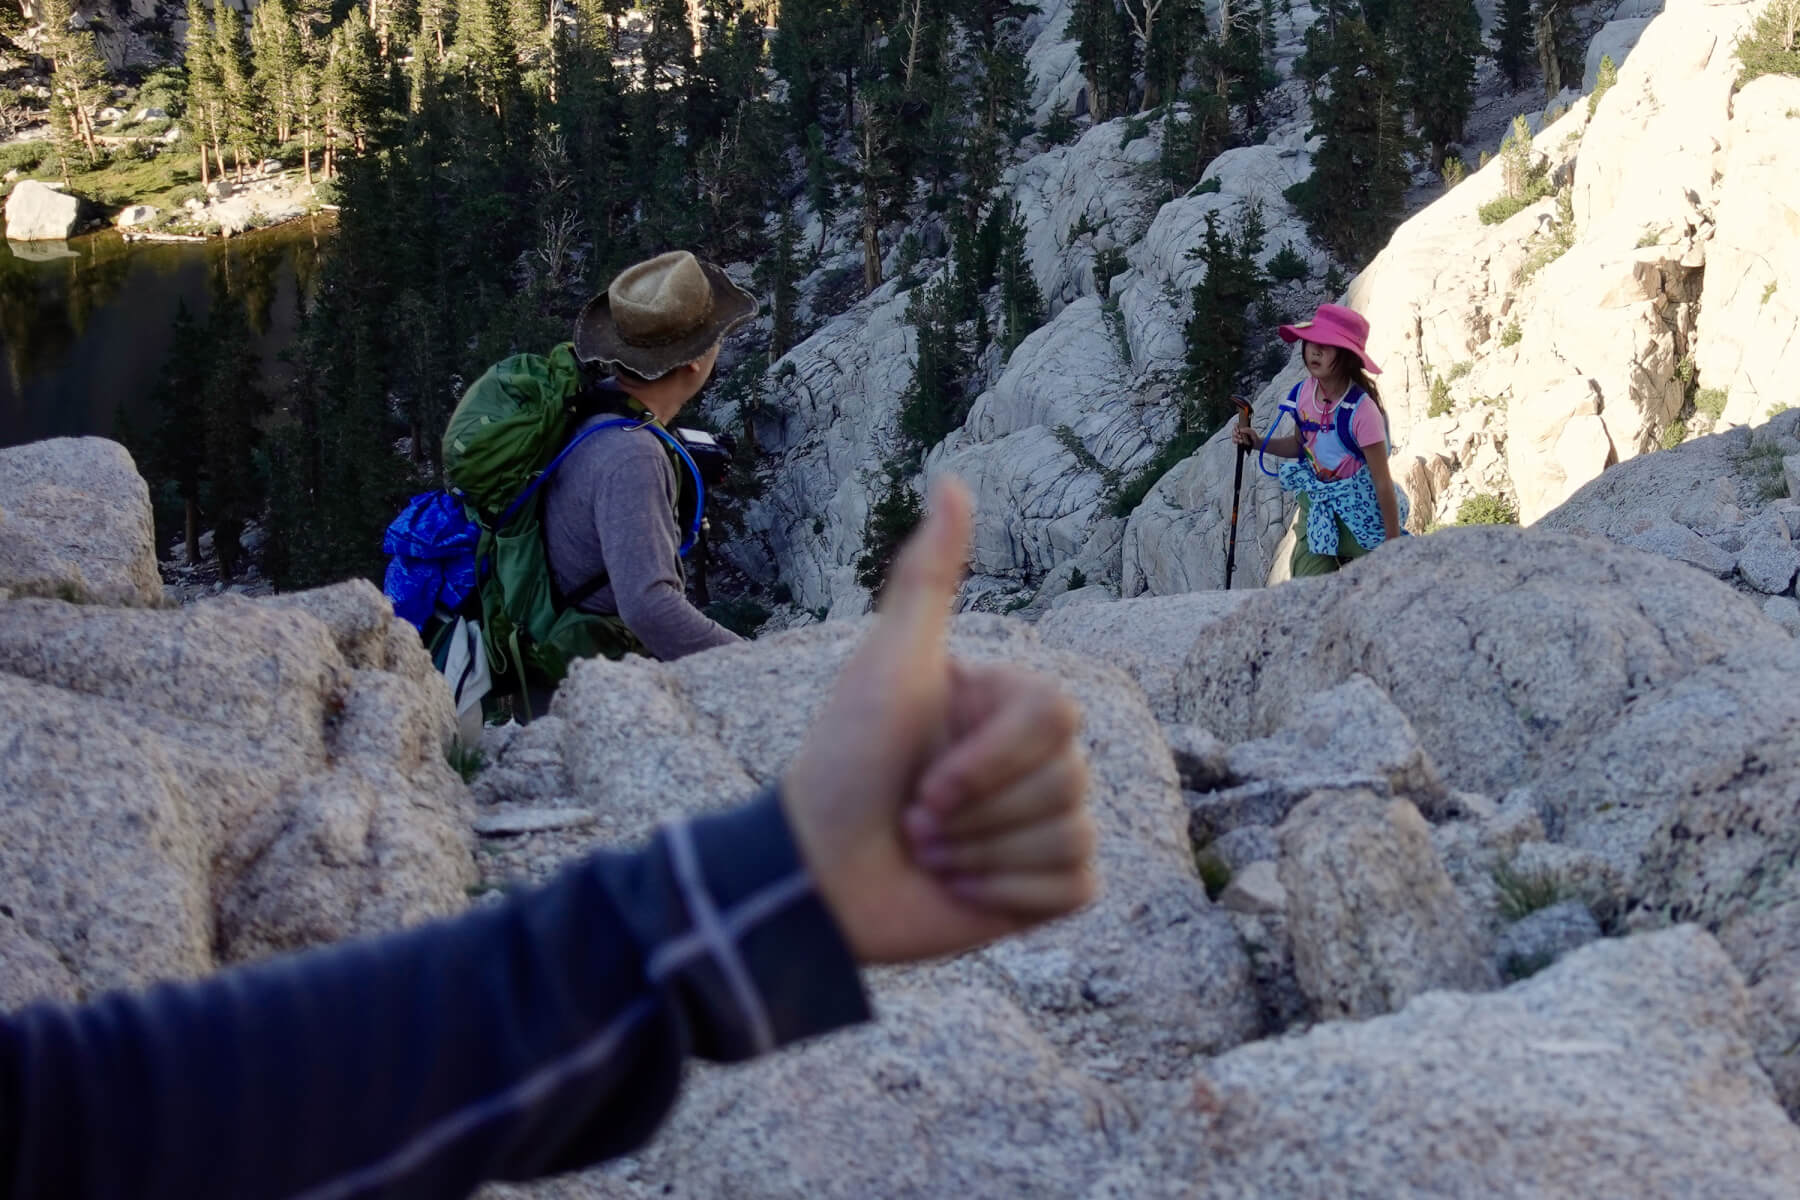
[1278,303,1382,375]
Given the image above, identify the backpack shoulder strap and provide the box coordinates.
[1338,386,1368,465]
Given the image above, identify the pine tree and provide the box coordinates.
[215,4,259,179]
[453,0,519,119]
[200,290,265,580]
[996,200,1044,357]
[1392,0,1478,170]
[251,0,305,145]
[144,302,210,567]
[323,9,382,172]
[185,0,229,183]
[856,464,924,591]
[898,277,972,454]
[1065,0,1137,121]
[1182,206,1267,433]
[1492,0,1531,88]
[1533,0,1580,99]
[38,0,103,171]
[1292,18,1412,264]
[757,206,802,362]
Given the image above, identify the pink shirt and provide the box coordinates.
[1297,378,1386,480]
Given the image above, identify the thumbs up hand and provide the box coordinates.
[781,478,1097,964]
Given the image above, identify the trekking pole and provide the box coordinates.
[1223,395,1253,591]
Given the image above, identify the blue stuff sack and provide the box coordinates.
[382,491,481,630]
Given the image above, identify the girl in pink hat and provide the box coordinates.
[1231,303,1408,577]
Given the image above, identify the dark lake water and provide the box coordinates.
[1,218,335,450]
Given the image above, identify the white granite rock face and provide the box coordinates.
[1693,74,1800,430]
[0,437,162,607]
[0,576,475,999]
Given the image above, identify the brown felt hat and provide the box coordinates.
[573,251,756,379]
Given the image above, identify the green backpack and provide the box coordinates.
[439,343,650,714]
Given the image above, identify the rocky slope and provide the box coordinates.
[7,435,1800,1194]
[717,0,1794,614]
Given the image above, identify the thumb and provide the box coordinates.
[871,477,974,664]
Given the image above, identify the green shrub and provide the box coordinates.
[1697,386,1730,420]
[1268,243,1309,283]
[1196,175,1222,195]
[1067,212,1100,241]
[1588,54,1619,117]
[1067,566,1087,590]
[1110,430,1204,518]
[1500,318,1522,347]
[1443,156,1467,187]
[1093,245,1128,299]
[1427,376,1453,418]
[0,142,48,175]
[1735,0,1800,88]
[1636,230,1661,248]
[1118,113,1152,149]
[1660,418,1688,450]
[1447,360,1472,382]
[1456,492,1519,525]
[1479,115,1552,225]
[1763,280,1779,306]
[1195,849,1233,900]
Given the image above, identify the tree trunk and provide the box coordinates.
[184,497,200,568]
[302,128,312,184]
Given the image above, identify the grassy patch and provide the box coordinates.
[27,146,205,213]
[1635,230,1661,248]
[1660,418,1689,450]
[1696,387,1730,421]
[1500,949,1559,982]
[1110,429,1204,518]
[1764,280,1780,306]
[1101,295,1131,364]
[1493,859,1563,921]
[446,739,487,784]
[1738,435,1791,501]
[1054,423,1122,491]
[1500,319,1522,347]
[1446,361,1473,382]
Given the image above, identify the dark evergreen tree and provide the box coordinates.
[898,277,972,454]
[996,200,1044,357]
[855,464,925,591]
[1182,206,1267,433]
[199,288,266,580]
[1392,0,1479,170]
[1291,18,1412,264]
[143,303,210,567]
[1065,0,1137,121]
[1492,0,1532,88]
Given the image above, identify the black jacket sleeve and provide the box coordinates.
[0,789,868,1200]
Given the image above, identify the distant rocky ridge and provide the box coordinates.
[713,0,1796,621]
[8,436,1796,1195]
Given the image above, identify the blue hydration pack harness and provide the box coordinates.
[1257,381,1375,480]
[383,413,707,632]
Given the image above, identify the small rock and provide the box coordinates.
[258,159,283,176]
[1737,535,1800,594]
[472,807,597,836]
[1622,520,1738,577]
[1763,595,1800,635]
[1208,823,1279,872]
[1495,901,1602,980]
[160,126,181,144]
[98,106,125,122]
[116,204,158,229]
[206,180,234,200]
[1221,860,1287,915]
[135,107,169,122]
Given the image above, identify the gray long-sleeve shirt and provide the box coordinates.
[543,414,740,661]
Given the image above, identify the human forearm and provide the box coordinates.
[0,794,866,1200]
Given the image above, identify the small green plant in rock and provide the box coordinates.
[1500,318,1523,347]
[1067,566,1088,590]
[1443,156,1467,187]
[1456,492,1519,525]
[1697,387,1730,420]
[1446,361,1473,382]
[1195,848,1233,901]
[1068,212,1100,241]
[1588,54,1619,117]
[1738,435,1791,500]
[1093,245,1128,299]
[1661,418,1689,450]
[1195,176,1222,195]
[1479,117,1553,225]
[1493,859,1563,920]
[1053,423,1121,491]
[446,739,487,784]
[1428,376,1453,418]
[1516,188,1577,284]
[1501,949,1559,982]
[1763,280,1779,306]
[1119,113,1153,149]
[1041,101,1078,146]
[1636,230,1662,248]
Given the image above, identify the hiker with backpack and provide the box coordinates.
[1230,303,1408,577]
[543,250,752,661]
[385,251,756,723]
